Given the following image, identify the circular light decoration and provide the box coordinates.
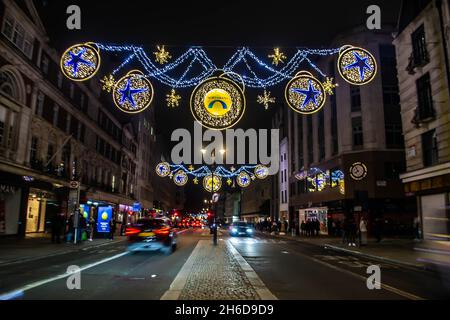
[173,170,188,186]
[60,43,101,81]
[295,170,308,181]
[156,162,171,177]
[254,165,269,180]
[203,175,222,193]
[285,71,326,115]
[190,72,246,130]
[236,172,251,188]
[349,162,368,181]
[337,45,377,86]
[113,70,154,114]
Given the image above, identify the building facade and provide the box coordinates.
[0,0,156,237]
[394,0,450,243]
[283,28,416,235]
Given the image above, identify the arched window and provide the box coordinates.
[0,69,24,103]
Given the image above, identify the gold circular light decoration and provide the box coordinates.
[254,165,269,180]
[203,175,222,192]
[337,45,377,86]
[190,72,246,130]
[173,170,188,187]
[349,162,368,181]
[285,71,326,115]
[113,70,154,114]
[156,162,171,177]
[236,172,251,188]
[60,43,101,81]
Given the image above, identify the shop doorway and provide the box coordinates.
[299,207,328,234]
[26,189,59,234]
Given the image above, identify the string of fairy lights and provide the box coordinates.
[60,42,378,191]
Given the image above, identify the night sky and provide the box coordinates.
[35,0,402,211]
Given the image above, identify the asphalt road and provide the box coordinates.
[0,229,449,300]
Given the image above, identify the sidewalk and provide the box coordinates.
[161,239,277,300]
[0,234,126,267]
[261,231,450,271]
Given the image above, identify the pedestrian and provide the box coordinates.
[89,215,96,241]
[413,217,421,240]
[374,216,383,243]
[284,220,289,234]
[347,218,357,247]
[300,221,306,236]
[109,218,116,240]
[315,219,320,236]
[342,219,348,244]
[359,217,368,246]
[51,213,63,244]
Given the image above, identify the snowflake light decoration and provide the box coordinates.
[257,90,276,109]
[166,89,182,107]
[154,45,172,64]
[322,77,339,95]
[101,74,115,93]
[268,48,287,66]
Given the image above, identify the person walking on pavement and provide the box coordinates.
[109,218,116,240]
[89,215,96,241]
[359,217,368,246]
[51,213,64,244]
[315,218,320,236]
[347,218,357,247]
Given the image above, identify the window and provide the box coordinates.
[70,84,75,99]
[411,25,429,66]
[57,72,63,89]
[0,107,5,145]
[416,73,435,120]
[386,124,404,148]
[30,136,38,163]
[318,109,325,161]
[1,14,34,59]
[307,116,313,165]
[41,55,49,75]
[36,92,45,116]
[352,117,364,147]
[350,86,361,112]
[385,162,405,180]
[422,130,438,167]
[47,143,55,165]
[297,116,304,168]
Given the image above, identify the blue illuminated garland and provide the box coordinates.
[94,44,340,89]
[168,164,258,178]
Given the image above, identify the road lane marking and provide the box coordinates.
[290,250,425,300]
[0,252,129,300]
[227,241,278,300]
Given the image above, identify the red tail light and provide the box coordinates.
[125,227,140,236]
[155,228,170,236]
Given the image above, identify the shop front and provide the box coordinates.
[25,188,60,234]
[299,207,329,234]
[0,183,22,236]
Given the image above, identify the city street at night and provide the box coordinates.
[1,229,449,300]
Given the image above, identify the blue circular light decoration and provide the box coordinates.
[285,71,326,115]
[173,170,188,186]
[236,172,251,188]
[254,165,269,180]
[113,70,154,114]
[60,43,101,81]
[156,162,170,177]
[337,46,377,86]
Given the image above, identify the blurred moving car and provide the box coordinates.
[229,222,254,237]
[125,218,177,254]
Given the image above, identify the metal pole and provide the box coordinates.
[212,153,217,246]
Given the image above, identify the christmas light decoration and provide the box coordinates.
[236,172,251,188]
[154,45,172,64]
[190,72,246,130]
[322,77,338,95]
[349,162,368,181]
[156,162,171,177]
[113,70,154,114]
[203,175,222,193]
[101,74,115,92]
[60,43,100,81]
[257,90,276,110]
[173,170,188,186]
[295,167,345,194]
[337,45,377,85]
[254,165,269,179]
[285,71,326,115]
[166,89,182,107]
[268,48,287,66]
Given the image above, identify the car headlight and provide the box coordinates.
[231,228,238,233]
[246,228,253,233]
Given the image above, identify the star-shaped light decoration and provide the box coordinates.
[65,48,94,76]
[251,175,256,181]
[227,178,233,186]
[101,74,115,93]
[166,89,181,108]
[322,77,338,95]
[230,166,236,172]
[291,80,321,108]
[188,165,194,171]
[154,45,172,64]
[268,48,287,66]
[193,177,199,185]
[168,173,174,179]
[257,90,276,110]
[344,52,373,81]
[119,79,148,107]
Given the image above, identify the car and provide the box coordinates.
[125,218,177,254]
[229,222,254,237]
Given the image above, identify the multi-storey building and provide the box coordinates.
[240,176,271,223]
[285,27,416,235]
[0,0,142,237]
[393,0,450,243]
